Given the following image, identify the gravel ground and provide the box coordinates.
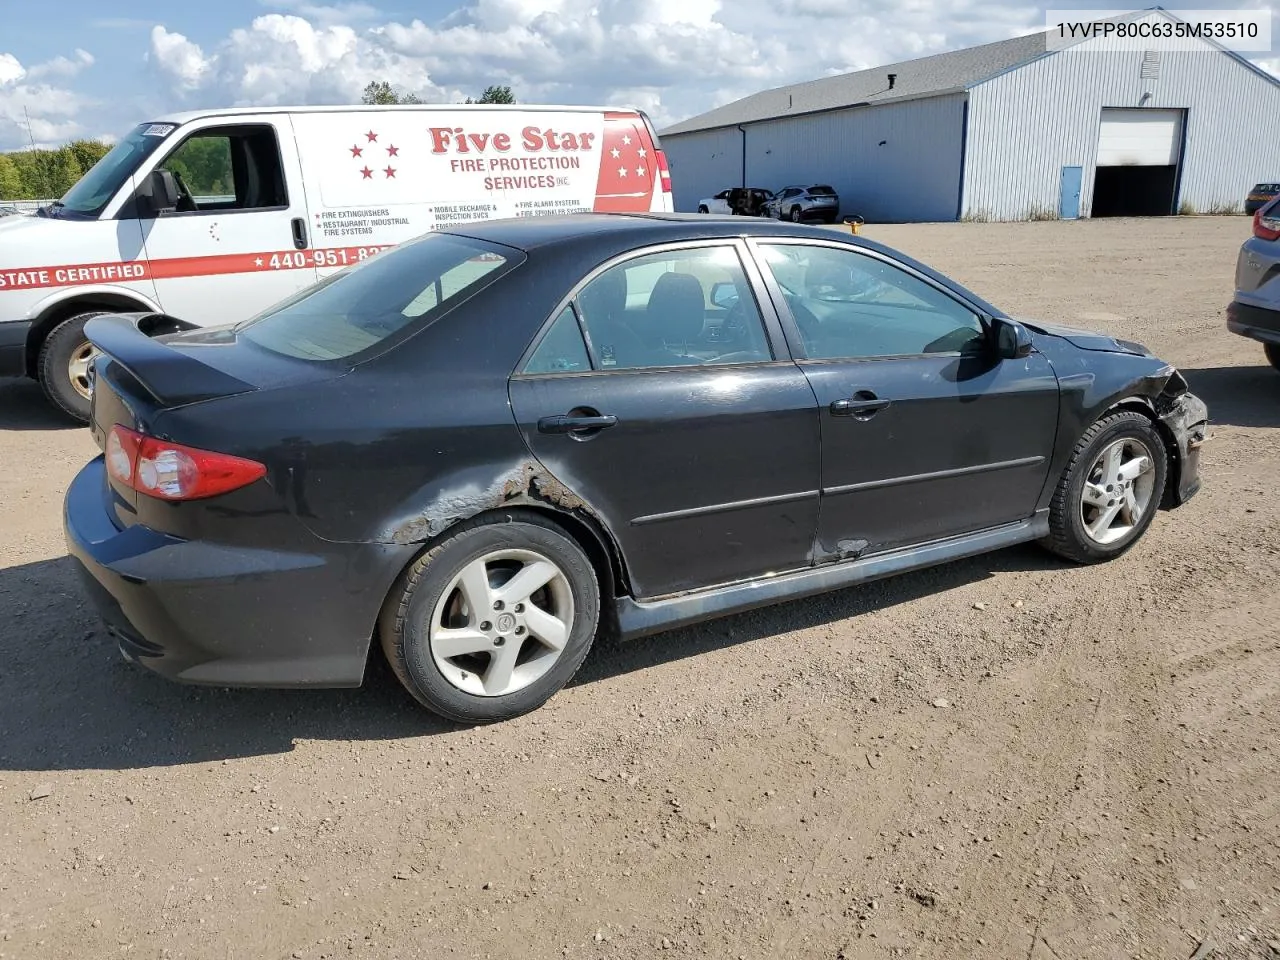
[1,216,1277,960]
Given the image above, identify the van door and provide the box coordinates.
[133,116,317,325]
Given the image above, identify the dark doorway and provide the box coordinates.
[1092,165,1178,217]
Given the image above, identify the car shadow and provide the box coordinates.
[0,545,1064,772]
[1179,364,1280,429]
[0,377,81,431]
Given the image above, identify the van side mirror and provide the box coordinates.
[710,281,739,310]
[994,318,1034,360]
[138,169,180,216]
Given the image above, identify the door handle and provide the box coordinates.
[830,390,891,420]
[291,217,309,250]
[537,414,618,435]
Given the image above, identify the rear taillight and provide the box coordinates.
[655,149,673,197]
[1254,207,1280,241]
[105,424,266,501]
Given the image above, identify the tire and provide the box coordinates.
[379,511,601,723]
[790,206,802,223]
[38,311,107,423]
[698,205,709,214]
[1264,342,1280,372]
[1040,410,1168,564]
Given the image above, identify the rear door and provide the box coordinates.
[750,238,1059,557]
[508,240,820,599]
[132,116,318,324]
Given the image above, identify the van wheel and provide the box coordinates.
[380,512,600,723]
[698,205,709,214]
[1264,343,1280,372]
[38,311,107,423]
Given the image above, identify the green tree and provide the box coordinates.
[0,154,22,200]
[67,139,111,176]
[49,148,82,197]
[465,85,515,104]
[361,80,421,105]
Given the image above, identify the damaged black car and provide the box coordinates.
[64,214,1208,722]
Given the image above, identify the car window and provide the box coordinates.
[524,306,592,374]
[573,245,773,370]
[714,190,731,199]
[758,243,987,360]
[157,125,287,213]
[237,234,516,362]
[808,185,836,196]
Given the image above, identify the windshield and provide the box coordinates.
[236,233,521,362]
[58,122,177,217]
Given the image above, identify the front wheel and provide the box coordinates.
[38,311,107,423]
[789,206,802,222]
[1040,411,1167,564]
[698,205,709,214]
[379,512,601,723]
[1264,342,1280,371]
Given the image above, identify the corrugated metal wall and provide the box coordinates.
[663,95,967,222]
[964,29,1280,219]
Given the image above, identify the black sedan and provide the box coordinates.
[65,214,1209,722]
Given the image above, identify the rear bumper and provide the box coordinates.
[64,456,415,688]
[0,320,31,378]
[1226,301,1280,345]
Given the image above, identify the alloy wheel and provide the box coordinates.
[67,341,99,401]
[428,549,575,697]
[1079,437,1157,545]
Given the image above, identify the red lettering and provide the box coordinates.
[579,132,595,151]
[544,127,560,150]
[466,132,491,152]
[454,128,469,153]
[521,126,544,151]
[429,127,452,154]
[493,132,511,151]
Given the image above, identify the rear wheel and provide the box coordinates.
[38,311,106,423]
[1264,342,1280,371]
[1040,411,1167,564]
[380,512,600,723]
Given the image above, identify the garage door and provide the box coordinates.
[1096,108,1183,166]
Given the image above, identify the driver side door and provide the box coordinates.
[750,239,1060,559]
[133,116,317,326]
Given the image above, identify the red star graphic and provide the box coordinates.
[386,144,399,157]
[350,144,363,157]
[360,166,373,179]
[365,130,378,143]
[384,166,397,179]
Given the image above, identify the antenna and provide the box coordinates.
[22,106,52,201]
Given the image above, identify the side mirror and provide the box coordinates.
[709,281,739,310]
[995,318,1034,360]
[138,169,180,216]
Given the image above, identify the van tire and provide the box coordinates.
[698,205,709,214]
[1264,343,1280,372]
[38,311,107,423]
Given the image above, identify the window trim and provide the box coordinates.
[744,236,994,363]
[513,238,796,379]
[119,122,292,220]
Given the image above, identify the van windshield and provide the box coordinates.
[236,234,521,362]
[57,122,176,217]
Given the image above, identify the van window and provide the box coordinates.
[156,125,288,214]
[237,235,519,362]
[58,122,173,218]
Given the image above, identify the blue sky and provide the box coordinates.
[2,0,1277,150]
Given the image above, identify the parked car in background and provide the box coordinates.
[67,213,1207,724]
[1245,182,1280,215]
[765,185,841,223]
[1227,194,1280,369]
[0,102,673,421]
[698,187,775,217]
[0,205,22,218]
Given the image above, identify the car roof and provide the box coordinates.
[441,212,844,252]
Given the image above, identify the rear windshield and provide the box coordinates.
[808,185,837,195]
[236,234,519,361]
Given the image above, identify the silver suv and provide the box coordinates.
[1228,195,1280,370]
[764,185,841,224]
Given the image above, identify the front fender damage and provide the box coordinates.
[1151,368,1209,508]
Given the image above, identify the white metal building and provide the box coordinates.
[660,10,1280,221]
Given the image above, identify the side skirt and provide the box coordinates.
[615,511,1050,641]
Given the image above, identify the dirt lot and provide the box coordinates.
[1,217,1277,960]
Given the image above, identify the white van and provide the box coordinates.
[0,104,674,420]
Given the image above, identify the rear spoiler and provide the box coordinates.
[84,313,256,407]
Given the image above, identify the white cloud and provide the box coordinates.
[0,51,95,149]
[148,26,213,90]
[259,0,383,24]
